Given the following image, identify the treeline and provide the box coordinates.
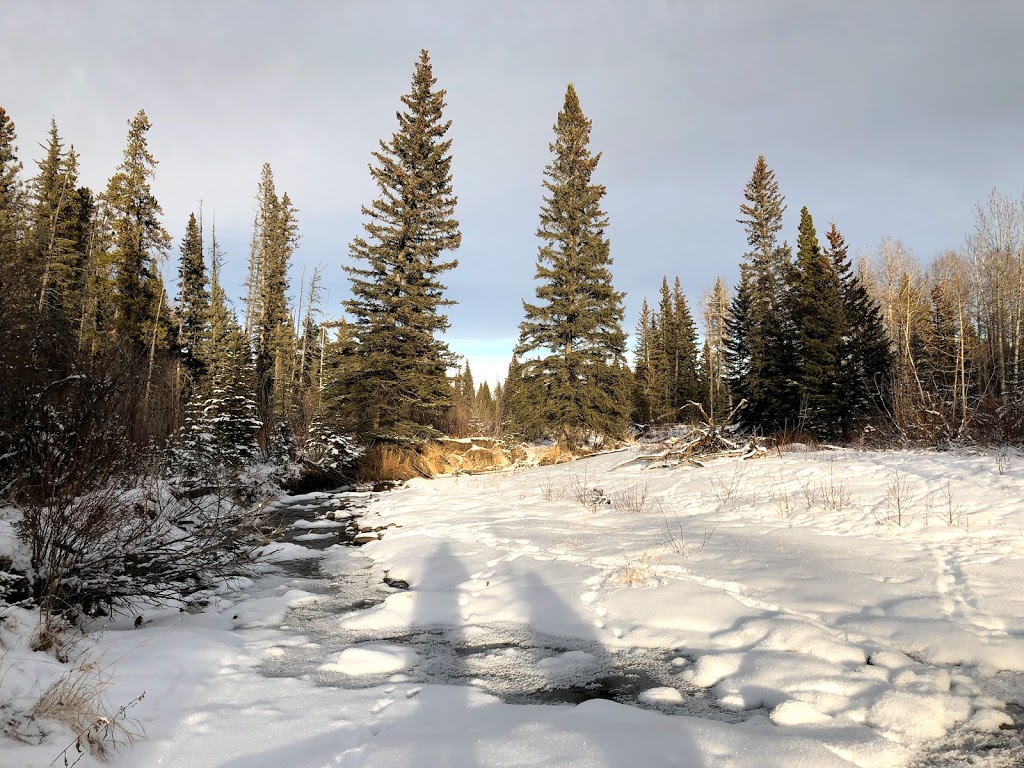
[3,49,1024,505]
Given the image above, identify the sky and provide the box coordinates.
[4,1,1024,385]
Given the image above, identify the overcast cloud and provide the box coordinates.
[4,1,1024,383]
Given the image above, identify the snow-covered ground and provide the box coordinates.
[5,447,1024,766]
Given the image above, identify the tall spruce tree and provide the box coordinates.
[31,121,88,318]
[516,84,628,450]
[632,298,657,425]
[177,211,209,382]
[725,155,797,433]
[824,223,891,432]
[341,50,461,441]
[667,277,700,413]
[0,107,26,308]
[700,277,731,421]
[248,164,300,448]
[104,109,172,351]
[790,206,844,436]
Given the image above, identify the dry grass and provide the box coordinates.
[534,444,576,466]
[614,551,662,586]
[358,440,512,481]
[33,657,145,763]
[356,443,447,481]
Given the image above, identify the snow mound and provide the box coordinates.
[320,643,420,675]
[637,686,685,706]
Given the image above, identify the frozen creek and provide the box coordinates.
[261,489,747,722]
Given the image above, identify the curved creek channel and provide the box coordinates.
[259,488,1024,766]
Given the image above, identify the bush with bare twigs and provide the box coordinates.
[17,482,269,627]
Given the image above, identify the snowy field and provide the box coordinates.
[5,446,1024,767]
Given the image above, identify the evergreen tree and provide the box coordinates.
[632,298,657,425]
[700,277,730,421]
[177,211,209,382]
[0,107,26,309]
[516,84,628,450]
[249,164,300,447]
[824,223,891,432]
[104,109,172,350]
[790,207,844,436]
[177,221,261,475]
[31,121,88,318]
[725,155,797,433]
[668,277,701,413]
[341,50,461,441]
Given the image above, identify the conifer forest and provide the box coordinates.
[5,23,1024,768]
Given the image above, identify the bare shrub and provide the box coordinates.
[879,469,916,526]
[539,477,565,502]
[819,469,852,512]
[33,657,145,764]
[658,502,687,555]
[705,462,746,504]
[941,482,968,528]
[18,482,268,624]
[796,475,821,510]
[613,479,649,514]
[769,486,793,518]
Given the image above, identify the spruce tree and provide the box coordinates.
[790,207,844,436]
[178,221,261,474]
[516,84,628,450]
[177,212,208,382]
[701,277,731,421]
[632,299,657,426]
[725,155,797,433]
[104,109,172,351]
[342,50,461,441]
[824,223,891,432]
[0,107,26,308]
[31,121,88,318]
[668,277,700,413]
[248,164,299,449]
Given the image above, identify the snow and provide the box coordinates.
[320,643,420,675]
[5,447,1024,766]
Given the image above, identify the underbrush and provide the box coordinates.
[16,481,269,629]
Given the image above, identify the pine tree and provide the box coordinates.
[725,155,797,433]
[516,84,628,450]
[341,50,461,441]
[790,207,844,436]
[824,223,891,432]
[176,211,209,382]
[104,110,172,351]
